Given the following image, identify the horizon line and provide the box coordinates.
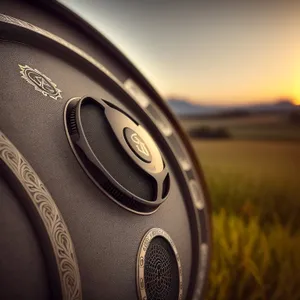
[165,96,297,106]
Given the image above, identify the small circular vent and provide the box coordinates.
[137,229,183,300]
[145,237,177,300]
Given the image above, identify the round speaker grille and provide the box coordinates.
[137,229,183,300]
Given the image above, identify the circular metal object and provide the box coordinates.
[137,228,183,300]
[0,10,211,299]
[64,97,170,214]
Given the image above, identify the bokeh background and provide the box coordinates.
[62,1,300,299]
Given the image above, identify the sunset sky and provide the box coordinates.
[62,0,300,105]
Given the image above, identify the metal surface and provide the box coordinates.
[0,8,211,299]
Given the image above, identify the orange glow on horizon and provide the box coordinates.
[163,70,300,105]
[292,82,300,105]
[66,0,300,108]
[165,73,300,106]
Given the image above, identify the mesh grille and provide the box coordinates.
[144,237,179,300]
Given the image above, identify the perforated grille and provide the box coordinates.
[144,237,179,300]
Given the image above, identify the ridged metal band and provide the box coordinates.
[0,13,120,85]
[0,132,82,300]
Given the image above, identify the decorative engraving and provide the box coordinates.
[19,64,62,100]
[0,132,82,300]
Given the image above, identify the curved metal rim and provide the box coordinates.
[0,131,82,300]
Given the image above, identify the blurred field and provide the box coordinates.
[181,113,300,140]
[189,139,300,300]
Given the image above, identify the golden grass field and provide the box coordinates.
[191,139,300,300]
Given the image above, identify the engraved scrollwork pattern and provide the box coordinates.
[0,132,82,300]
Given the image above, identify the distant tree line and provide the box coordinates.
[217,110,250,119]
[289,111,300,125]
[188,126,231,139]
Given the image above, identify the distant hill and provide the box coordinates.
[167,99,222,116]
[167,98,298,117]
